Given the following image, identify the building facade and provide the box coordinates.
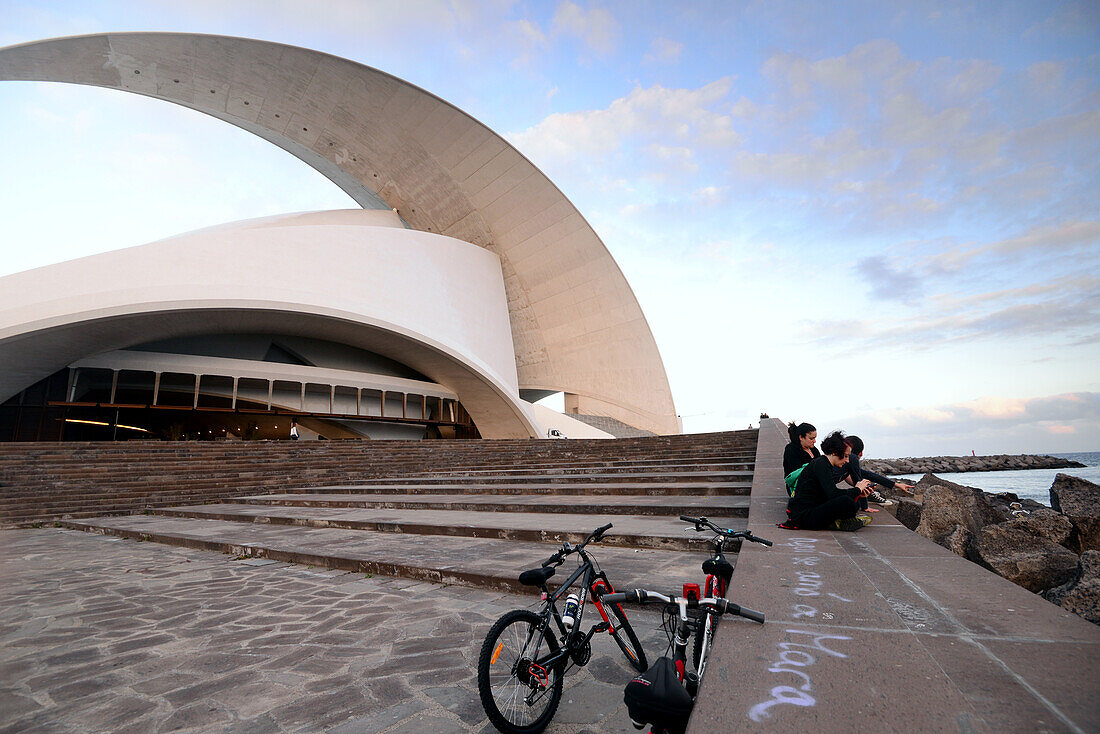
[0,33,680,441]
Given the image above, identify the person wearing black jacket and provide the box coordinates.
[788,431,872,531]
[782,422,819,476]
[844,435,915,501]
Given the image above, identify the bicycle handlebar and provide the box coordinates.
[678,515,773,547]
[541,523,614,567]
[601,589,765,624]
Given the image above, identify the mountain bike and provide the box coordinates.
[679,515,771,677]
[477,522,648,734]
[603,588,765,734]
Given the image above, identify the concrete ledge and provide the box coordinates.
[690,418,1100,733]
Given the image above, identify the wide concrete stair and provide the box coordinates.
[5,430,758,593]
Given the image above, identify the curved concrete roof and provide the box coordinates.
[0,32,679,435]
[0,212,540,438]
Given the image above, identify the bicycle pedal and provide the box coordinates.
[593,621,609,633]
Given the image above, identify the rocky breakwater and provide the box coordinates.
[883,473,1099,624]
[863,454,1085,475]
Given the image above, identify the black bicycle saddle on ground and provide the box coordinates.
[623,657,693,734]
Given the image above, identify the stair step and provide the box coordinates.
[62,515,708,594]
[280,482,750,496]
[233,492,751,516]
[157,504,746,551]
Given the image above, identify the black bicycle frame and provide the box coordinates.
[530,548,621,674]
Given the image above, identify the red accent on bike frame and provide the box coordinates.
[590,579,615,630]
[674,658,686,682]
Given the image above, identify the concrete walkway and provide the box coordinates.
[690,419,1100,733]
[0,528,666,733]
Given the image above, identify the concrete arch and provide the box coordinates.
[0,32,679,434]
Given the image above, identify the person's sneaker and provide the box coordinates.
[867,490,888,503]
[833,515,872,532]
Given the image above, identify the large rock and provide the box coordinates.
[975,524,1080,592]
[1049,474,1100,554]
[1006,508,1074,547]
[1043,550,1100,624]
[915,475,1001,560]
[895,497,923,531]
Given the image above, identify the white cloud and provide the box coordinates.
[644,37,682,64]
[552,0,619,55]
[804,273,1100,353]
[692,186,725,205]
[838,392,1100,455]
[507,78,739,176]
[919,219,1100,273]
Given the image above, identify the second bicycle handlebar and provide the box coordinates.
[601,589,766,624]
[542,522,615,567]
[679,515,774,547]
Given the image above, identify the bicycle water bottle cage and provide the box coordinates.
[519,567,556,587]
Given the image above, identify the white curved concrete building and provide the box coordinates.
[0,33,679,441]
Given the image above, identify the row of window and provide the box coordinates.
[56,367,463,422]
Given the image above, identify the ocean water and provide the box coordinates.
[893,451,1100,507]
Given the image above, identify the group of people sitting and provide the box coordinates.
[781,422,914,532]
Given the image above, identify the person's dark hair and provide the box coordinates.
[821,430,848,458]
[845,435,865,454]
[787,421,816,444]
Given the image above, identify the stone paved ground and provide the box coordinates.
[0,529,669,734]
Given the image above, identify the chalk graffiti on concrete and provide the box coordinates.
[748,629,852,721]
[748,536,854,722]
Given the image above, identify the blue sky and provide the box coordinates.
[0,1,1097,455]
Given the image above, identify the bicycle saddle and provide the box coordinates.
[519,566,556,587]
[702,556,733,578]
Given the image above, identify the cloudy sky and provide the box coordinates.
[1,1,1097,456]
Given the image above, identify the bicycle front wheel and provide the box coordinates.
[692,610,717,676]
[477,609,564,734]
[606,601,648,672]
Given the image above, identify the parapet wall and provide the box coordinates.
[688,418,1100,733]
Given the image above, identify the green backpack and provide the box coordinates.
[784,466,805,497]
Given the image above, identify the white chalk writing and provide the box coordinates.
[748,537,854,721]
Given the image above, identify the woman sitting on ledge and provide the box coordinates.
[787,431,873,532]
[783,421,819,476]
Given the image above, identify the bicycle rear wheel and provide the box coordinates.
[477,609,564,734]
[606,601,648,672]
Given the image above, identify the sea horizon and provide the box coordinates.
[893,450,1100,507]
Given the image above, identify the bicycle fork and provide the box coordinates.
[670,600,700,699]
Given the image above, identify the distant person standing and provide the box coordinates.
[290,419,299,440]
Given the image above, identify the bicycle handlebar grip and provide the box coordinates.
[738,606,766,623]
[595,522,613,536]
[750,534,774,547]
[541,552,561,567]
[679,515,702,524]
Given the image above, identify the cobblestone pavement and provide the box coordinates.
[1,529,670,733]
